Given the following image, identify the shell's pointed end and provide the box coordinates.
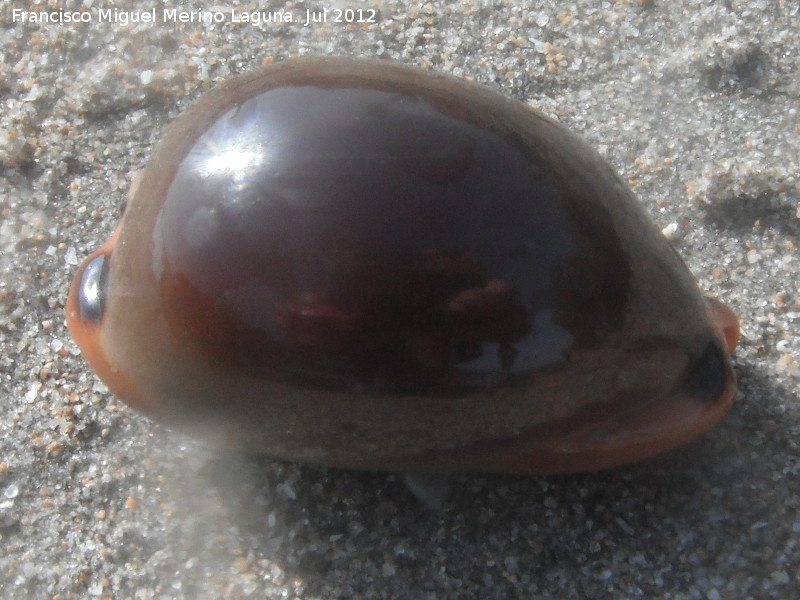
[470,340,737,475]
[707,296,740,353]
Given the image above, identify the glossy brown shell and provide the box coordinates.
[66,57,739,473]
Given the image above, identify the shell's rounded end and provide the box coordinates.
[707,296,740,353]
[66,237,114,378]
[66,230,155,414]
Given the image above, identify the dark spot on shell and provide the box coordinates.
[77,253,109,323]
[680,341,728,404]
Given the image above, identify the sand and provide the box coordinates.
[1,1,799,598]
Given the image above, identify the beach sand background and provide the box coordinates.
[1,1,799,598]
